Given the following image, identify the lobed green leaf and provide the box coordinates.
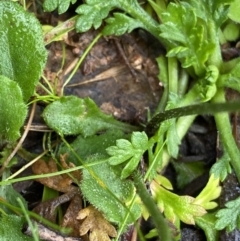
[43,0,77,14]
[194,174,221,210]
[195,213,219,241]
[215,197,240,232]
[75,1,117,32]
[210,151,231,181]
[159,2,215,75]
[186,0,232,27]
[151,179,206,226]
[103,13,143,36]
[106,132,149,178]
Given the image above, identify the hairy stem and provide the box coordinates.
[133,173,171,241]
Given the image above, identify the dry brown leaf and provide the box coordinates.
[32,157,80,193]
[77,205,117,241]
[33,189,79,222]
[61,192,83,237]
[60,154,82,182]
[32,159,72,192]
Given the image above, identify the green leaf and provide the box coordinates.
[195,213,219,241]
[80,155,141,226]
[197,65,219,102]
[0,170,28,214]
[159,2,215,75]
[215,196,240,232]
[151,176,206,226]
[194,174,221,210]
[147,0,167,19]
[43,0,77,14]
[0,214,32,241]
[210,151,231,181]
[0,1,47,101]
[103,13,143,36]
[106,132,149,178]
[0,75,27,142]
[75,1,118,32]
[75,0,160,39]
[58,129,128,165]
[186,0,232,27]
[172,161,205,189]
[0,148,18,167]
[154,175,173,190]
[156,55,168,85]
[0,185,27,215]
[43,96,137,137]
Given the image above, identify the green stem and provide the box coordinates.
[212,88,240,182]
[168,57,178,94]
[133,173,171,241]
[154,86,168,115]
[61,33,102,94]
[160,115,196,170]
[178,68,189,97]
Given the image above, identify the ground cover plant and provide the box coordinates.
[1,0,240,240]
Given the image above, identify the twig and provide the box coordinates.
[113,38,138,81]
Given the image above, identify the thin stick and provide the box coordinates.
[66,66,126,87]
[114,38,138,81]
[6,149,49,181]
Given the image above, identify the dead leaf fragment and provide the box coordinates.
[32,189,79,223]
[77,205,117,241]
[32,158,80,193]
[24,221,83,241]
[62,192,83,237]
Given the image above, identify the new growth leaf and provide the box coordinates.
[106,132,149,178]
